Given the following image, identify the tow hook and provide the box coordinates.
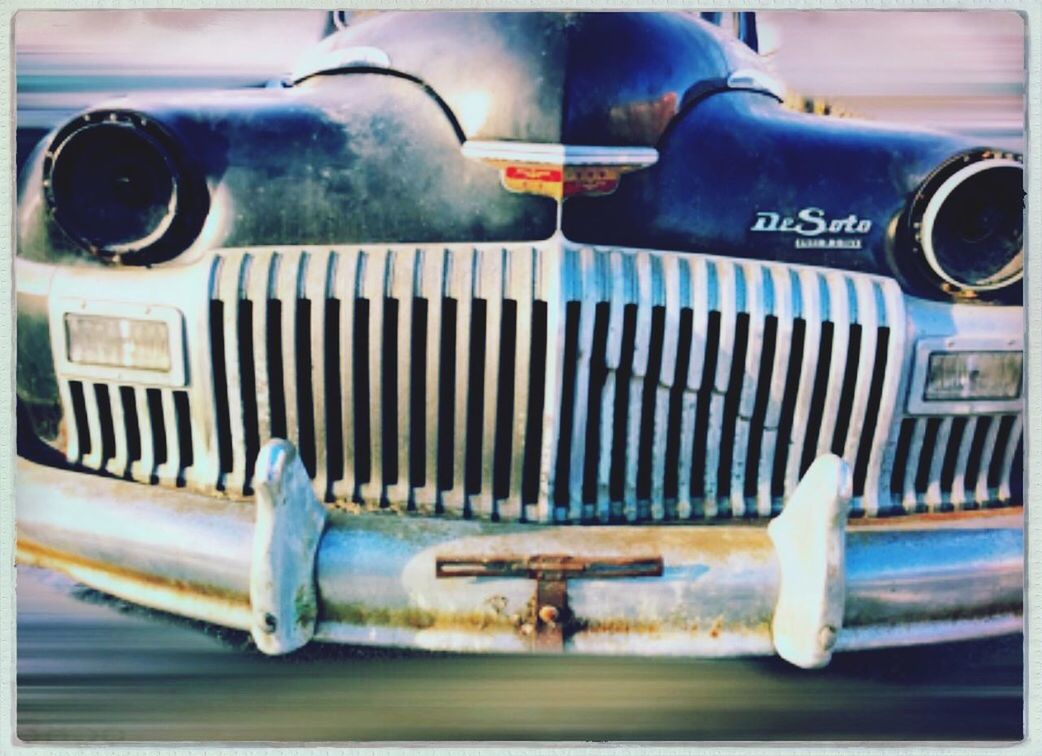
[436,554,664,651]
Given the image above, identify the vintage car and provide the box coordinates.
[15,11,1024,668]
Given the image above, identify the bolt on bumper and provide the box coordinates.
[15,441,1023,668]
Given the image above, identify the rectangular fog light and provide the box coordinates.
[65,314,171,372]
[924,351,1022,402]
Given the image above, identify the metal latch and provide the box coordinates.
[435,554,664,651]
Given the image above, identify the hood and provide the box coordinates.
[291,11,769,147]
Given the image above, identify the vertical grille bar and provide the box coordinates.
[567,247,598,522]
[974,416,1003,505]
[783,269,822,497]
[155,389,181,486]
[535,243,566,523]
[704,262,736,518]
[359,250,387,504]
[476,247,505,518]
[247,253,275,454]
[414,248,445,512]
[901,418,928,512]
[862,282,906,515]
[504,247,536,521]
[306,250,334,499]
[387,248,416,506]
[815,274,851,459]
[757,267,792,516]
[275,251,304,457]
[81,382,105,470]
[924,416,953,511]
[996,414,1021,504]
[998,414,1023,502]
[842,278,878,506]
[129,386,155,482]
[730,264,763,518]
[677,256,708,520]
[218,253,250,494]
[624,253,654,522]
[949,416,978,509]
[103,385,129,478]
[596,251,626,522]
[443,246,474,515]
[332,250,361,502]
[651,254,681,521]
[58,380,81,465]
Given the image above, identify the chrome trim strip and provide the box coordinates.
[461,140,659,168]
[726,68,787,101]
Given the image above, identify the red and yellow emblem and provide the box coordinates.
[501,164,623,200]
[461,141,658,201]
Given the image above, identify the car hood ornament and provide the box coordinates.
[461,141,658,200]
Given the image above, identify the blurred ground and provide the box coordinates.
[17,567,1022,742]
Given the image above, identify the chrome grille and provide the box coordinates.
[63,381,195,487]
[890,414,1023,511]
[57,241,1024,522]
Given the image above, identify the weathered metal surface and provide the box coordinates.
[14,455,1023,661]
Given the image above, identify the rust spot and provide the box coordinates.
[538,605,559,624]
[709,617,723,639]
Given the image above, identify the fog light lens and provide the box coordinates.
[924,351,1021,401]
[65,314,171,372]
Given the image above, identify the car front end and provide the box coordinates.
[15,11,1025,669]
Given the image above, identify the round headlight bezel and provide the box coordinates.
[906,149,1024,295]
[42,110,206,265]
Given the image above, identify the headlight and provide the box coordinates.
[43,110,207,264]
[907,150,1024,294]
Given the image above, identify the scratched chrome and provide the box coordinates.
[46,239,1023,522]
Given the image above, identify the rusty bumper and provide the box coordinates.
[15,445,1023,668]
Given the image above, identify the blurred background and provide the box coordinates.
[15,9,1026,170]
[14,8,1026,744]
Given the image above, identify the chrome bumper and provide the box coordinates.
[15,444,1023,668]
